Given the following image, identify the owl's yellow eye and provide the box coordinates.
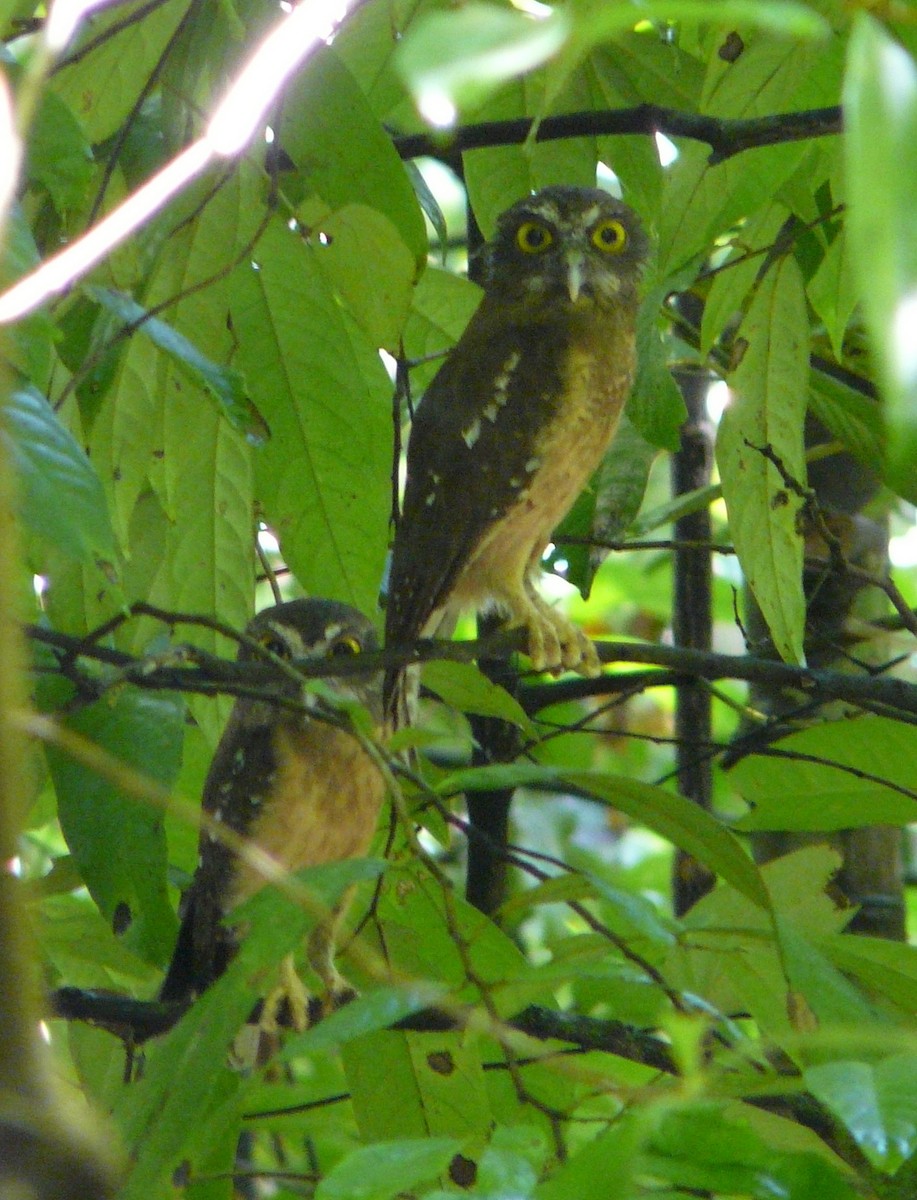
[591,218,628,253]
[516,221,553,254]
[330,635,362,657]
[258,631,292,659]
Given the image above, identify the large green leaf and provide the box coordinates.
[87,285,263,440]
[732,716,917,831]
[43,689,183,964]
[0,207,54,386]
[643,1099,861,1199]
[806,1056,917,1174]
[315,1138,460,1200]
[717,254,809,665]
[806,227,859,361]
[3,382,117,562]
[422,660,533,731]
[307,204,416,352]
[122,168,261,739]
[566,770,769,910]
[230,216,391,617]
[441,762,766,909]
[25,88,94,214]
[658,32,837,275]
[281,48,427,267]
[549,411,658,599]
[50,0,191,143]
[844,16,917,494]
[395,4,569,121]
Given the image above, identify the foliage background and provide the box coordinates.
[1,0,916,1198]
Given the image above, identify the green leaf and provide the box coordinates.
[776,918,881,1028]
[402,265,482,396]
[732,716,917,831]
[580,2,827,44]
[463,75,598,239]
[0,206,54,385]
[121,859,388,1194]
[643,1099,861,1199]
[587,873,678,951]
[152,392,254,745]
[629,283,688,452]
[395,4,569,120]
[806,1056,917,1174]
[3,382,117,562]
[25,89,94,213]
[421,660,533,731]
[807,228,858,361]
[536,1119,645,1200]
[343,1030,429,1142]
[281,982,445,1059]
[808,369,886,481]
[717,255,809,665]
[315,1137,460,1200]
[231,216,391,617]
[549,411,658,599]
[50,0,191,143]
[844,16,917,494]
[281,48,427,267]
[43,689,183,964]
[87,286,265,441]
[700,204,790,355]
[565,771,769,909]
[307,204,416,352]
[436,761,563,797]
[818,936,917,1017]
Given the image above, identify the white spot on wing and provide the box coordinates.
[462,418,481,448]
[525,456,541,473]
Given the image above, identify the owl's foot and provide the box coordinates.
[307,984,358,1025]
[510,591,601,676]
[260,954,311,1034]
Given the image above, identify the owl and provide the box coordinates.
[383,185,649,724]
[159,598,385,1026]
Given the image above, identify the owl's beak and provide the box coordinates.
[565,250,587,302]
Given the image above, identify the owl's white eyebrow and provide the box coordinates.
[519,202,557,222]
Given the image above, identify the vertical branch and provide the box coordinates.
[461,190,520,917]
[670,366,716,916]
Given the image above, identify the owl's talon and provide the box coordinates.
[261,954,311,1034]
[517,594,601,678]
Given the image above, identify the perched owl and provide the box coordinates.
[159,599,385,1025]
[384,185,649,723]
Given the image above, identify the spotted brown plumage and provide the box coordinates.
[159,599,385,1022]
[383,186,649,724]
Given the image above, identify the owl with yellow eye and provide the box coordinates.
[384,185,650,724]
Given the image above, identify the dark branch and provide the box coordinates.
[48,985,678,1073]
[392,104,842,166]
[26,622,917,721]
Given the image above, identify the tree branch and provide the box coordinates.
[392,104,842,166]
[26,622,917,721]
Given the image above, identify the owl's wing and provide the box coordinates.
[385,298,571,649]
[159,715,278,1003]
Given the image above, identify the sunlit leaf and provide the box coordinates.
[844,15,917,494]
[717,255,808,665]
